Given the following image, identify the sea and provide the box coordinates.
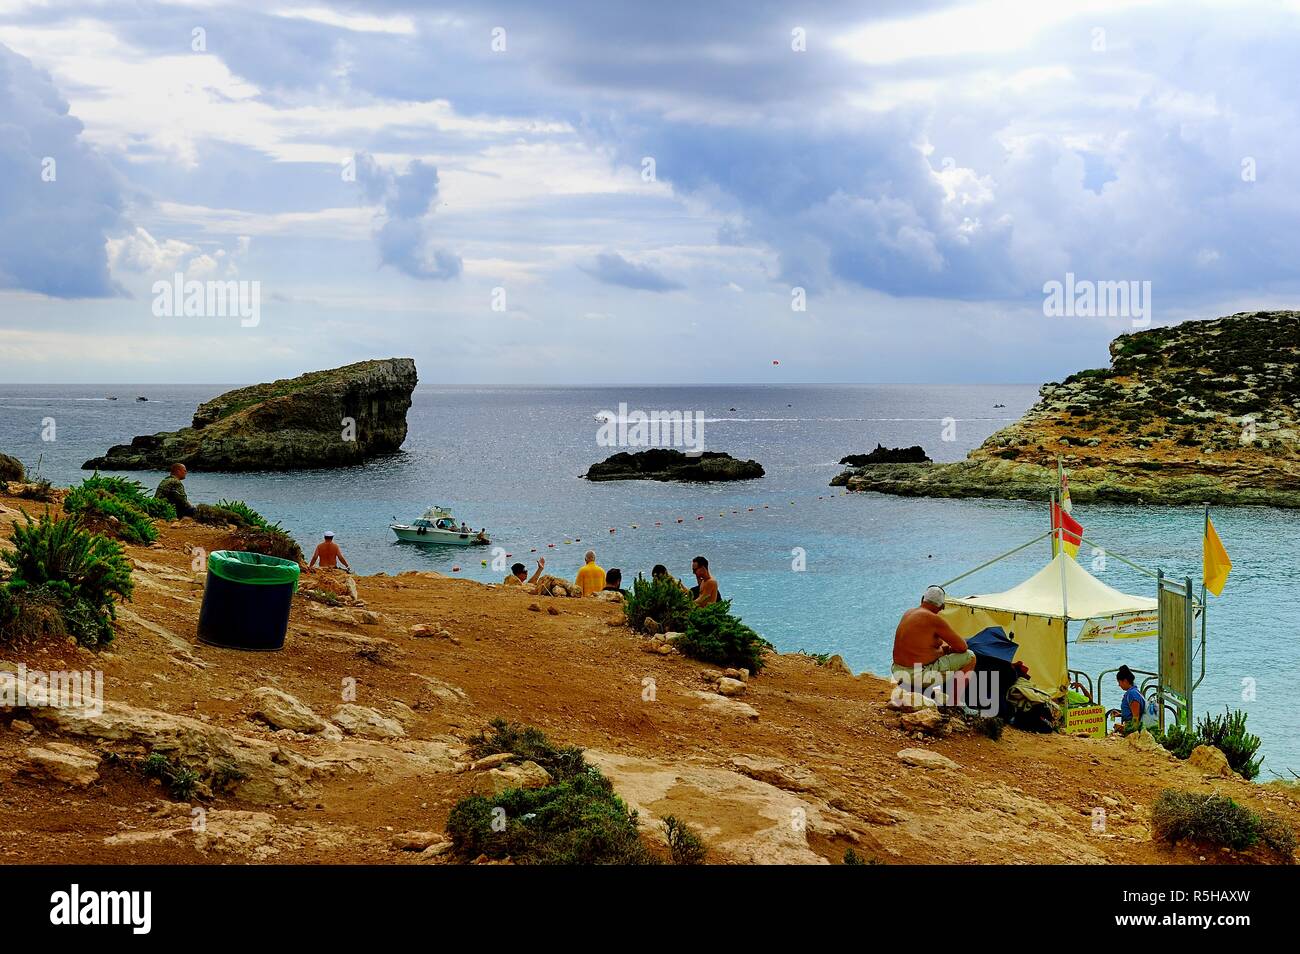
[2,382,1297,776]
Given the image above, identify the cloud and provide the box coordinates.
[580,251,683,292]
[0,41,125,298]
[106,227,195,273]
[353,151,461,280]
[7,1,1300,383]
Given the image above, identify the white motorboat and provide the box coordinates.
[390,506,489,546]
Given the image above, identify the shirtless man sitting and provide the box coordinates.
[891,585,975,690]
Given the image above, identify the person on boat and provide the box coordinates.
[459,522,469,533]
[504,558,545,587]
[602,568,629,598]
[690,556,720,606]
[154,463,196,518]
[1109,665,1156,732]
[891,585,975,689]
[575,550,606,597]
[308,531,351,572]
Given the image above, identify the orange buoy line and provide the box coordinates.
[506,489,857,556]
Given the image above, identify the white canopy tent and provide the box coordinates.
[937,541,1158,695]
[947,551,1156,621]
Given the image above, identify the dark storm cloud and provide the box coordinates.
[0,42,125,298]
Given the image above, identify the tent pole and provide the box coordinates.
[1075,534,1163,583]
[938,530,1054,589]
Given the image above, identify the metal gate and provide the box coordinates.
[1156,571,1196,729]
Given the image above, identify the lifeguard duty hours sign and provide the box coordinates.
[1064,704,1107,738]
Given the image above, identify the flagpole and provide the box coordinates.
[1049,489,1057,558]
[1201,500,1209,658]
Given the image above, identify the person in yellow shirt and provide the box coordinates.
[575,550,606,597]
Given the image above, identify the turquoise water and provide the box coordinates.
[2,383,1296,775]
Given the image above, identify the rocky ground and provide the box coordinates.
[839,311,1300,507]
[1,487,1297,865]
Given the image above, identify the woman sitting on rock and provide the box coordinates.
[1108,665,1156,733]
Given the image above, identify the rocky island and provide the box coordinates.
[82,358,417,472]
[834,445,931,473]
[840,311,1300,507]
[584,449,765,482]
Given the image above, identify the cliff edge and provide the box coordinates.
[82,358,417,472]
[841,311,1300,507]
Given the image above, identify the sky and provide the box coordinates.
[1,0,1299,384]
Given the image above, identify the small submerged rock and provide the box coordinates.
[583,449,764,482]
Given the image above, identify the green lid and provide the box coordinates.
[207,550,301,587]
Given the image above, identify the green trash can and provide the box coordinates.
[197,550,301,651]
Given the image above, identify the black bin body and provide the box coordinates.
[197,550,299,651]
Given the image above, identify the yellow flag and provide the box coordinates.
[1204,517,1231,596]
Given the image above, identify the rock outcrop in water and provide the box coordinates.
[841,311,1300,507]
[584,449,764,482]
[832,445,932,486]
[837,445,931,468]
[82,358,417,472]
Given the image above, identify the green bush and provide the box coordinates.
[676,599,771,673]
[13,478,56,502]
[1157,722,1199,761]
[843,847,882,865]
[86,475,176,518]
[0,510,133,647]
[235,526,304,563]
[196,499,276,531]
[1157,708,1263,780]
[0,584,15,629]
[447,721,658,865]
[467,719,587,782]
[0,583,71,643]
[66,474,177,544]
[663,816,707,865]
[623,573,694,633]
[447,770,656,865]
[194,500,304,563]
[1152,789,1294,860]
[142,753,200,800]
[1197,708,1264,780]
[65,484,159,544]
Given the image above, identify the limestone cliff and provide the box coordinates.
[82,358,417,472]
[841,311,1300,507]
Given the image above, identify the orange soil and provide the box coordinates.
[1,489,1296,865]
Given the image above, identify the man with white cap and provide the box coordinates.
[308,531,351,572]
[891,585,975,687]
